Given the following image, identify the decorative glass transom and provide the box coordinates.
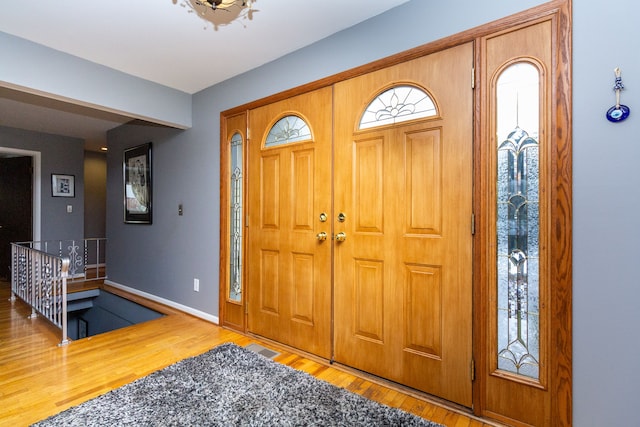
[265,115,312,147]
[359,85,437,129]
[229,132,243,302]
[496,62,540,380]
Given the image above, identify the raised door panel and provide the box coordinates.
[405,129,442,235]
[353,259,385,343]
[404,264,442,357]
[354,138,385,233]
[260,154,280,229]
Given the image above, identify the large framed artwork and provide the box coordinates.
[123,142,152,224]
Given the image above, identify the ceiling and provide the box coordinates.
[0,0,410,152]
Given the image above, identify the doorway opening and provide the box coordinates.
[0,148,41,279]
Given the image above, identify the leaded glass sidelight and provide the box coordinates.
[229,132,243,302]
[359,85,437,129]
[265,115,312,147]
[496,62,540,379]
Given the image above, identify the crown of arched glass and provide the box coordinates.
[359,85,437,130]
[265,115,312,147]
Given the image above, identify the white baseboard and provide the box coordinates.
[103,279,219,325]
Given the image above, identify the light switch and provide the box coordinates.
[178,204,183,216]
[66,205,73,213]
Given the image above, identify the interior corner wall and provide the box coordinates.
[0,126,85,241]
[84,151,107,239]
[105,123,207,310]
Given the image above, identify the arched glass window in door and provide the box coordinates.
[265,115,312,147]
[496,62,540,380]
[229,131,243,302]
[359,85,437,129]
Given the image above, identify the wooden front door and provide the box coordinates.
[247,87,333,359]
[332,42,474,406]
[246,44,473,406]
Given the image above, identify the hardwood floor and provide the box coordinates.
[0,280,493,426]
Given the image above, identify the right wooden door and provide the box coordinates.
[333,42,474,407]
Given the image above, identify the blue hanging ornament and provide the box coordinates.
[606,67,630,122]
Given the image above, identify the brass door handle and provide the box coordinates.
[335,232,347,242]
[316,232,328,241]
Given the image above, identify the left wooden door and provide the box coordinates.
[247,87,333,359]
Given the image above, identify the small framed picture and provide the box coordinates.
[51,174,75,197]
[124,142,152,224]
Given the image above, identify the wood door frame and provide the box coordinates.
[219,1,571,424]
[219,112,249,332]
[473,2,572,425]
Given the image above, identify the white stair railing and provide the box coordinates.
[16,238,107,281]
[10,243,70,346]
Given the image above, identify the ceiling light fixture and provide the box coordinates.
[174,0,258,30]
[198,0,250,10]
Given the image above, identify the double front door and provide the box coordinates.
[247,42,473,406]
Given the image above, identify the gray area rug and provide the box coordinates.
[32,343,442,426]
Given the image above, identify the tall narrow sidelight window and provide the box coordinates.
[496,62,540,380]
[229,132,243,302]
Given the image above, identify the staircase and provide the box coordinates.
[67,288,100,312]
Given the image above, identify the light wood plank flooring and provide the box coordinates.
[0,281,492,426]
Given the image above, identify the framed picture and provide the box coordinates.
[123,142,152,224]
[51,174,75,197]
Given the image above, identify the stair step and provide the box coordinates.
[66,288,100,312]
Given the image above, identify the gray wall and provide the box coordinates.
[0,126,84,241]
[105,123,198,308]
[3,0,639,424]
[573,2,639,425]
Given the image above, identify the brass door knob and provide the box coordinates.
[316,232,328,241]
[335,232,347,242]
